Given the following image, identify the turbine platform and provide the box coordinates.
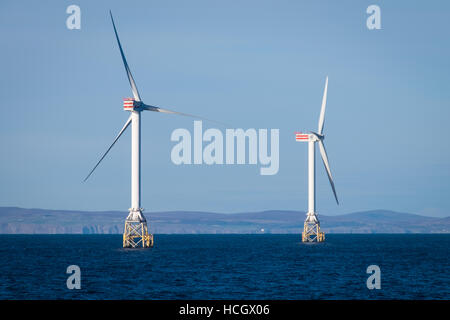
[123,209,153,248]
[302,214,325,243]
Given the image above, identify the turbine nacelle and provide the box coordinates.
[123,98,143,111]
[294,132,323,142]
[123,98,174,115]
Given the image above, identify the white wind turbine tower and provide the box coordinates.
[295,77,339,242]
[84,12,214,248]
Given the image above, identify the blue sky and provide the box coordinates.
[0,1,449,216]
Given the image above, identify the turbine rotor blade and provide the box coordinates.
[84,115,132,182]
[318,139,339,204]
[317,76,328,135]
[142,104,228,127]
[110,11,141,101]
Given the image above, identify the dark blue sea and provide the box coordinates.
[0,234,448,300]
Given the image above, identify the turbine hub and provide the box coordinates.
[310,131,324,141]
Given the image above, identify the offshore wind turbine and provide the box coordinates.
[295,77,339,242]
[84,12,212,248]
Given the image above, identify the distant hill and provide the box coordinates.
[0,207,448,234]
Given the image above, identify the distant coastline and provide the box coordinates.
[0,207,448,234]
